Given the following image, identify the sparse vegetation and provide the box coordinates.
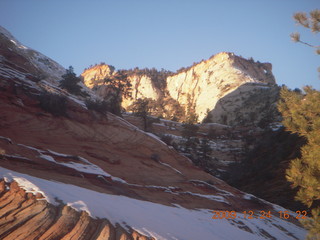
[176,59,206,74]
[127,95,186,122]
[85,99,109,114]
[160,134,174,145]
[93,70,132,116]
[181,123,199,139]
[129,98,153,131]
[222,128,306,211]
[202,109,213,123]
[38,92,67,117]
[199,138,212,162]
[123,67,172,90]
[83,63,115,72]
[207,128,217,140]
[103,70,132,100]
[59,66,87,96]
[150,153,160,162]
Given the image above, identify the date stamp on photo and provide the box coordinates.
[211,210,308,220]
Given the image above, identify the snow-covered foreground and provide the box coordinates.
[0,167,306,240]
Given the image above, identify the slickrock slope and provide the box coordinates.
[0,26,65,83]
[82,53,279,125]
[0,25,306,239]
[0,180,148,240]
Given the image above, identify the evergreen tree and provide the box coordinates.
[103,70,132,100]
[181,123,199,139]
[290,9,320,73]
[170,101,185,122]
[278,86,320,239]
[284,10,320,238]
[59,66,83,95]
[102,70,132,115]
[199,138,212,163]
[129,98,152,131]
[202,109,213,123]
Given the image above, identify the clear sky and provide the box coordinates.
[0,0,319,89]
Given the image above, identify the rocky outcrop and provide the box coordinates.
[82,64,115,88]
[82,52,278,126]
[166,52,277,124]
[208,83,280,126]
[0,26,65,84]
[0,180,151,240]
[81,67,163,109]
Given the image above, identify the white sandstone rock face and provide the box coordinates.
[166,52,276,121]
[122,75,161,109]
[82,66,161,109]
[81,64,115,88]
[81,52,278,125]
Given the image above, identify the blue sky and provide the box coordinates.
[0,0,319,89]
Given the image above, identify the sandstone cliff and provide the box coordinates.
[82,66,164,109]
[82,52,279,126]
[82,64,115,88]
[169,53,279,125]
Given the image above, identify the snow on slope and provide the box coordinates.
[0,25,99,101]
[0,167,306,240]
[0,25,65,82]
[16,143,127,183]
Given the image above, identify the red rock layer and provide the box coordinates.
[0,180,152,240]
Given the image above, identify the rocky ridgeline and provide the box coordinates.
[0,26,65,84]
[82,52,280,126]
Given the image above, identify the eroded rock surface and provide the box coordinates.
[82,52,279,125]
[0,181,151,240]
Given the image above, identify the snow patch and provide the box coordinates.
[0,136,13,143]
[144,132,167,145]
[10,39,27,49]
[4,155,32,161]
[184,191,227,203]
[159,161,182,175]
[0,167,306,240]
[39,154,56,162]
[18,143,127,184]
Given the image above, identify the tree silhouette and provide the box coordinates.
[59,66,83,96]
[102,70,132,115]
[129,98,152,131]
[103,70,132,99]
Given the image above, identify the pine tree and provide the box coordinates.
[129,98,152,131]
[202,109,213,123]
[199,138,212,162]
[59,66,83,95]
[278,86,320,240]
[290,9,320,73]
[102,70,132,115]
[103,70,132,100]
[285,10,320,238]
